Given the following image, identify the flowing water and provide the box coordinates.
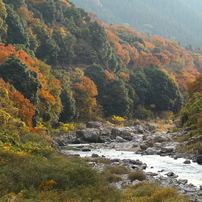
[63,145,202,188]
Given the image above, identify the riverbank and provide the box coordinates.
[62,143,202,202]
[54,121,202,201]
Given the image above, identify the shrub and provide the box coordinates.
[102,171,122,183]
[109,115,127,125]
[122,182,189,202]
[128,170,146,181]
[133,105,154,120]
[107,165,129,175]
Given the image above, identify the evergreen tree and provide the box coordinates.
[5,5,29,45]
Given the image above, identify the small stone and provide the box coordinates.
[178,179,188,185]
[91,153,99,158]
[165,172,178,178]
[82,148,91,152]
[183,159,191,164]
[158,169,165,172]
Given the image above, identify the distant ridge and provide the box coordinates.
[70,0,202,47]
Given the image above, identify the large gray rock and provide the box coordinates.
[111,127,133,141]
[116,136,127,142]
[86,121,103,128]
[161,146,175,153]
[101,126,114,136]
[196,155,202,165]
[135,125,144,133]
[76,129,103,143]
[153,134,170,143]
[145,147,156,155]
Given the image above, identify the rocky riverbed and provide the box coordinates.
[53,121,202,201]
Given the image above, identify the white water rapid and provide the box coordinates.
[63,146,202,188]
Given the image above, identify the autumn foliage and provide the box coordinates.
[73,76,98,119]
[0,78,35,127]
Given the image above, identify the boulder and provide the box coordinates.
[153,134,169,143]
[116,136,127,142]
[178,179,188,185]
[76,129,103,143]
[111,127,133,141]
[140,142,149,150]
[196,154,202,165]
[86,121,103,128]
[82,148,91,152]
[161,146,175,153]
[183,160,191,164]
[92,153,99,158]
[135,125,144,133]
[165,172,178,178]
[101,126,113,136]
[145,147,156,155]
[153,142,162,149]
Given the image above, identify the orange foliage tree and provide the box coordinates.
[119,72,130,82]
[73,76,98,119]
[0,44,62,123]
[9,90,36,127]
[0,78,35,127]
[104,70,115,84]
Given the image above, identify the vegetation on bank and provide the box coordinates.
[0,124,189,201]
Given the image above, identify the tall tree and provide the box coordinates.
[0,0,7,42]
[5,5,29,45]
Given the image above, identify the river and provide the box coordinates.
[63,145,202,188]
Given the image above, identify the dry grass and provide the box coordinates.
[128,170,146,181]
[122,182,189,202]
[149,120,174,132]
[107,165,129,175]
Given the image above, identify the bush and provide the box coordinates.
[128,170,146,181]
[107,165,129,175]
[0,150,122,201]
[122,182,189,202]
[101,171,122,183]
[109,115,127,125]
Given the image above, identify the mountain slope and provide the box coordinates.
[70,0,202,46]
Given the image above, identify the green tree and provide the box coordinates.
[103,79,133,117]
[0,55,41,125]
[52,69,77,122]
[5,4,29,45]
[0,55,41,106]
[84,64,106,101]
[0,0,7,42]
[3,0,26,9]
[129,67,151,107]
[52,29,76,64]
[144,65,183,113]
[32,22,59,64]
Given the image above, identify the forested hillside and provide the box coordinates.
[1,0,202,127]
[1,0,202,200]
[70,0,202,47]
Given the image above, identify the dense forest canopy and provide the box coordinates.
[70,0,202,47]
[0,0,202,128]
